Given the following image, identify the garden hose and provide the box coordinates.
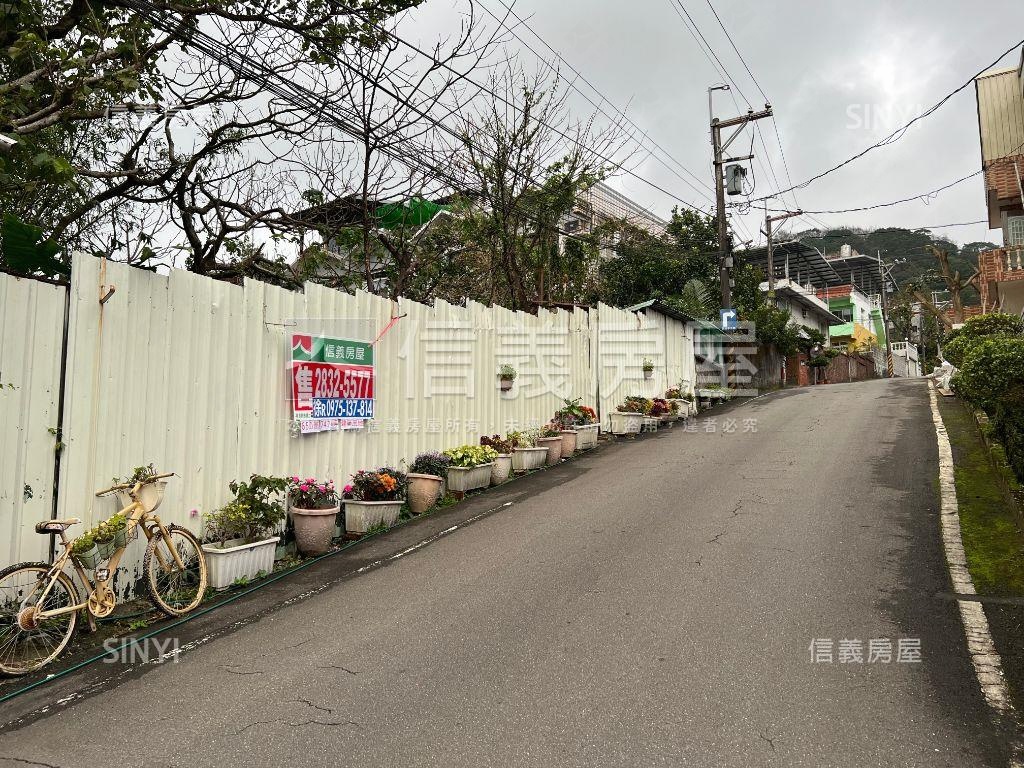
[0,458,567,707]
[0,508,422,706]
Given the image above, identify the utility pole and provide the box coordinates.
[763,209,803,293]
[710,90,773,311]
[877,250,895,378]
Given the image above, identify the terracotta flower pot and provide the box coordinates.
[558,430,577,457]
[490,455,512,485]
[291,505,339,556]
[536,436,562,465]
[406,473,443,515]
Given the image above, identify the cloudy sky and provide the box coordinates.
[403,0,1024,248]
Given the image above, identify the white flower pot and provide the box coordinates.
[202,536,280,590]
[512,447,548,471]
[345,500,402,533]
[575,423,599,449]
[668,399,693,418]
[609,411,643,435]
[642,416,660,432]
[491,455,513,485]
[447,463,494,493]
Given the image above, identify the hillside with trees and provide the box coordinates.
[792,226,997,302]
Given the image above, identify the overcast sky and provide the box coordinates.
[403,0,1024,248]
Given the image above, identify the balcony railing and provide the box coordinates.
[981,246,1024,283]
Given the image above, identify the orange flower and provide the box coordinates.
[379,474,396,492]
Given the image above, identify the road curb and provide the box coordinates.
[928,383,1024,765]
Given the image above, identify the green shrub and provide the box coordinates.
[994,401,1024,483]
[952,336,1024,411]
[945,313,1024,346]
[444,445,499,468]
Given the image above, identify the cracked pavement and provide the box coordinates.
[0,379,1012,766]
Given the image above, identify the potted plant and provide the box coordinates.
[535,424,563,465]
[443,445,498,492]
[651,398,673,424]
[94,513,129,561]
[480,435,514,484]
[289,476,339,555]
[407,452,449,514]
[610,396,650,435]
[642,358,654,379]
[498,363,517,392]
[665,385,692,418]
[110,463,166,511]
[345,469,405,533]
[202,474,287,589]
[555,399,600,449]
[71,531,100,570]
[509,430,547,472]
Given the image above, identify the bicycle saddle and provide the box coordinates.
[35,518,83,534]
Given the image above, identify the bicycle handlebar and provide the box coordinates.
[95,472,175,497]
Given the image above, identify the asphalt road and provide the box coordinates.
[0,378,1011,766]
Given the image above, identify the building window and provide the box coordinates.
[1009,216,1024,246]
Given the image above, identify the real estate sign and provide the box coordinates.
[290,333,375,434]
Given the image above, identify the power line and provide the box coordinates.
[124,0,723,269]
[355,7,711,212]
[703,0,768,104]
[476,0,715,205]
[755,134,1024,216]
[744,37,1024,203]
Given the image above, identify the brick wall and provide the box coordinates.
[984,155,1024,204]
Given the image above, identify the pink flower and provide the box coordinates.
[305,477,315,484]
[343,484,353,494]
[318,485,326,493]
[299,484,310,492]
[291,476,300,482]
[189,509,198,518]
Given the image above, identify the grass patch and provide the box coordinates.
[937,395,1024,595]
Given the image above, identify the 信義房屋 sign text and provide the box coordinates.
[291,333,374,434]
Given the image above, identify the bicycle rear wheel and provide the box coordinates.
[145,525,207,616]
[0,563,80,676]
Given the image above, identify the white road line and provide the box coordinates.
[928,384,1022,764]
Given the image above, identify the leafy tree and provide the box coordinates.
[0,0,423,275]
[455,67,624,308]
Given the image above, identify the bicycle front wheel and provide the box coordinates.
[0,562,80,676]
[144,525,207,616]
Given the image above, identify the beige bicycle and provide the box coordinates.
[0,473,208,676]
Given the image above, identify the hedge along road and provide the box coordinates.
[0,378,1013,767]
